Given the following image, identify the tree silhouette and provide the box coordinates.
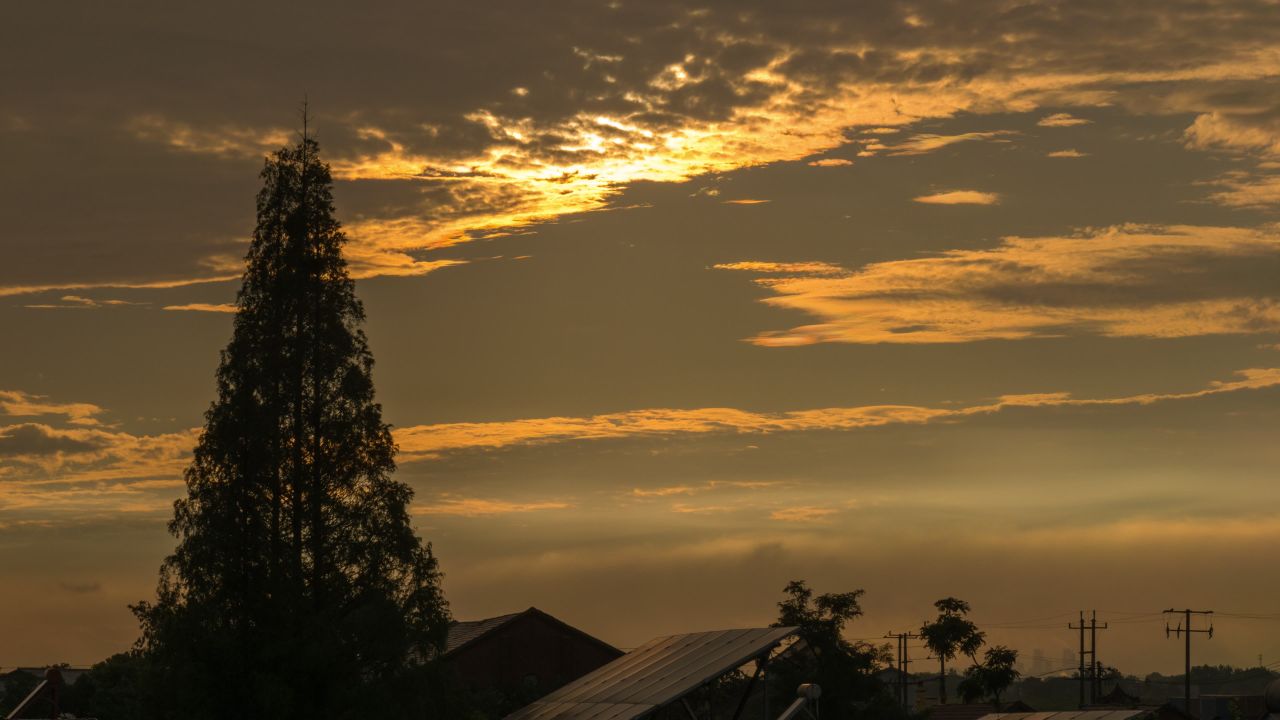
[920,597,986,705]
[132,128,452,720]
[771,580,893,720]
[958,645,1020,707]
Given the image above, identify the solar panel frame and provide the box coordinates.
[976,711,1149,720]
[505,626,798,720]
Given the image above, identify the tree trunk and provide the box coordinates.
[940,657,948,704]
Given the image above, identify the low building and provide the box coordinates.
[446,607,622,715]
[930,700,1036,720]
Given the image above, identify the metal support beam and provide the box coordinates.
[731,657,768,720]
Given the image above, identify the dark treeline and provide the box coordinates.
[907,665,1280,712]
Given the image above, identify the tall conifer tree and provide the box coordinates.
[134,126,451,719]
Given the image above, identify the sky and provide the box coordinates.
[3,0,1280,677]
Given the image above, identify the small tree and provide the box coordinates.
[958,646,1020,707]
[920,597,985,704]
[771,580,892,720]
[132,127,453,719]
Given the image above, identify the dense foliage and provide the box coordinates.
[958,645,1021,706]
[128,135,454,719]
[769,580,901,720]
[921,597,986,704]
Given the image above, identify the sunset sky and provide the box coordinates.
[4,1,1280,675]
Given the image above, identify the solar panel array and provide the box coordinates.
[504,626,797,720]
[977,711,1149,720]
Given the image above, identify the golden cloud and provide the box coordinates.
[882,131,1016,156]
[1037,113,1092,127]
[162,303,238,313]
[769,506,839,523]
[303,49,1280,278]
[1184,111,1280,157]
[1047,149,1088,158]
[713,261,845,275]
[0,423,197,483]
[412,494,572,517]
[392,367,1280,459]
[728,224,1280,345]
[0,275,239,299]
[1198,171,1280,208]
[913,190,1001,205]
[0,390,103,426]
[632,486,697,497]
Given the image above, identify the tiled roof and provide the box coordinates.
[446,611,526,655]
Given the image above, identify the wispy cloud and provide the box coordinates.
[723,224,1280,345]
[1038,113,1092,127]
[769,506,839,523]
[0,276,239,300]
[6,368,1280,518]
[882,131,1016,156]
[23,295,146,310]
[913,190,1001,205]
[127,115,292,158]
[392,368,1280,459]
[162,303,237,313]
[631,480,783,498]
[1184,111,1280,157]
[807,158,854,167]
[0,390,103,426]
[722,199,770,205]
[0,422,196,484]
[412,494,572,517]
[713,261,845,276]
[1198,171,1280,208]
[1047,149,1088,158]
[632,486,697,497]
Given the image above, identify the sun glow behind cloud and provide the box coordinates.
[98,43,1280,289]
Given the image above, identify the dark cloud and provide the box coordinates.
[0,423,107,458]
[57,579,103,594]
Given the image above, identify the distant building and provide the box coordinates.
[445,607,622,713]
[1198,695,1269,720]
[1096,684,1143,707]
[1062,649,1078,671]
[1030,649,1052,677]
[929,700,1036,720]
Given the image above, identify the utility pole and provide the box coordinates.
[1165,608,1214,718]
[1067,610,1110,706]
[1069,612,1092,709]
[1089,611,1109,703]
[886,631,920,711]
